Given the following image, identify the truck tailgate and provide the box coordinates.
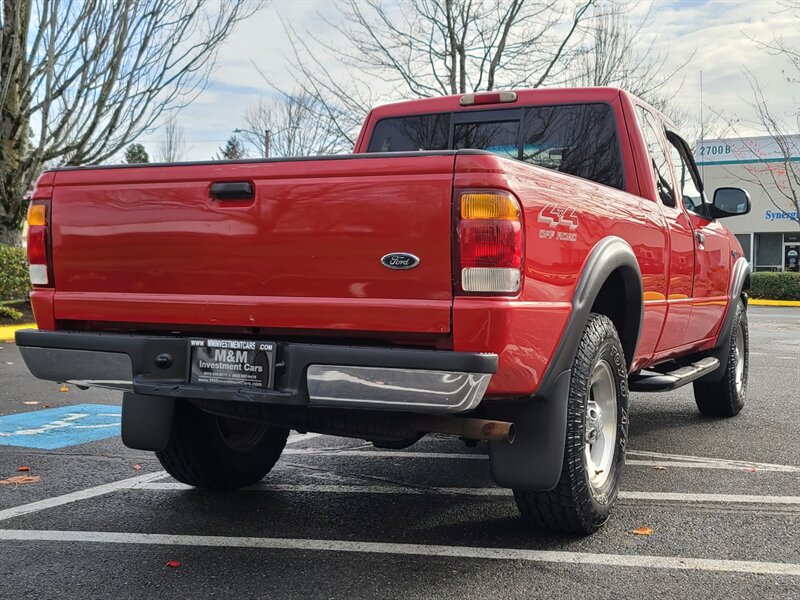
[49,154,456,334]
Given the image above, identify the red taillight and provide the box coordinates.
[27,226,47,264]
[459,220,522,268]
[457,191,523,294]
[26,201,51,285]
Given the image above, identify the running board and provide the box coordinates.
[629,357,720,392]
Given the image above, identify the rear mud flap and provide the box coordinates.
[486,370,571,491]
[122,393,175,451]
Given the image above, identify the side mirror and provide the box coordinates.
[712,187,751,218]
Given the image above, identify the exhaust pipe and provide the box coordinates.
[406,415,515,444]
[193,399,515,444]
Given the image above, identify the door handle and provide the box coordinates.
[210,181,253,200]
[695,231,705,244]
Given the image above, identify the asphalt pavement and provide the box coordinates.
[0,306,798,599]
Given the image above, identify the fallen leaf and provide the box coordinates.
[632,526,654,536]
[166,560,182,568]
[745,466,757,473]
[0,475,41,485]
[652,465,668,471]
[133,464,142,471]
[59,383,69,392]
[23,401,39,406]
[17,466,30,472]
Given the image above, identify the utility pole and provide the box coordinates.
[235,126,297,159]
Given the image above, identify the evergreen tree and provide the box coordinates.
[216,136,248,160]
[124,143,150,164]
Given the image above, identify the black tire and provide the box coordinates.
[156,401,289,490]
[693,299,748,417]
[513,313,629,535]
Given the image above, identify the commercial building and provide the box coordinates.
[695,135,800,272]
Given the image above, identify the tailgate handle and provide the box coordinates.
[210,181,253,200]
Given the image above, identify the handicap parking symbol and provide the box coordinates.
[0,404,121,449]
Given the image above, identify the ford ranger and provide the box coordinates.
[16,87,752,534]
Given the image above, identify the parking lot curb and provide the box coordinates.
[749,299,800,307]
[0,323,37,341]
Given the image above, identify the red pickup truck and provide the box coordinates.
[17,87,751,534]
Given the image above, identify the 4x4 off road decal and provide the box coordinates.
[538,204,579,242]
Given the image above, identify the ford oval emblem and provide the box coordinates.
[381,252,420,270]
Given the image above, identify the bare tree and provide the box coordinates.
[279,0,617,149]
[716,1,800,229]
[277,1,690,152]
[0,0,265,244]
[241,93,347,158]
[573,7,692,124]
[744,0,799,85]
[157,119,187,163]
[733,73,799,229]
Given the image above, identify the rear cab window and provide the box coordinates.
[366,103,625,191]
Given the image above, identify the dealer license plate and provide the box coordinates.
[189,339,276,388]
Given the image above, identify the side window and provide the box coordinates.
[636,107,675,207]
[666,134,705,216]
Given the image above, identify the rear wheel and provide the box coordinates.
[156,401,289,490]
[693,299,748,417]
[513,314,629,534]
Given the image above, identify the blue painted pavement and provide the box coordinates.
[0,404,121,449]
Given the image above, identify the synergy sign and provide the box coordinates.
[765,209,799,222]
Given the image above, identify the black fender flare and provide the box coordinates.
[542,236,644,389]
[487,236,643,491]
[697,256,751,382]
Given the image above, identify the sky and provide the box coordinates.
[132,0,800,161]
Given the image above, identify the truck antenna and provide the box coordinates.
[700,69,705,181]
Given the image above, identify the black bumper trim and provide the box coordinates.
[15,329,497,408]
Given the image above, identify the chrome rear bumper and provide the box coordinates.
[306,365,491,412]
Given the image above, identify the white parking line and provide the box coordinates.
[135,482,800,505]
[0,529,798,576]
[619,491,800,505]
[625,460,789,472]
[1,439,795,526]
[286,432,323,445]
[0,471,167,523]
[627,450,800,473]
[283,448,800,473]
[0,431,320,524]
